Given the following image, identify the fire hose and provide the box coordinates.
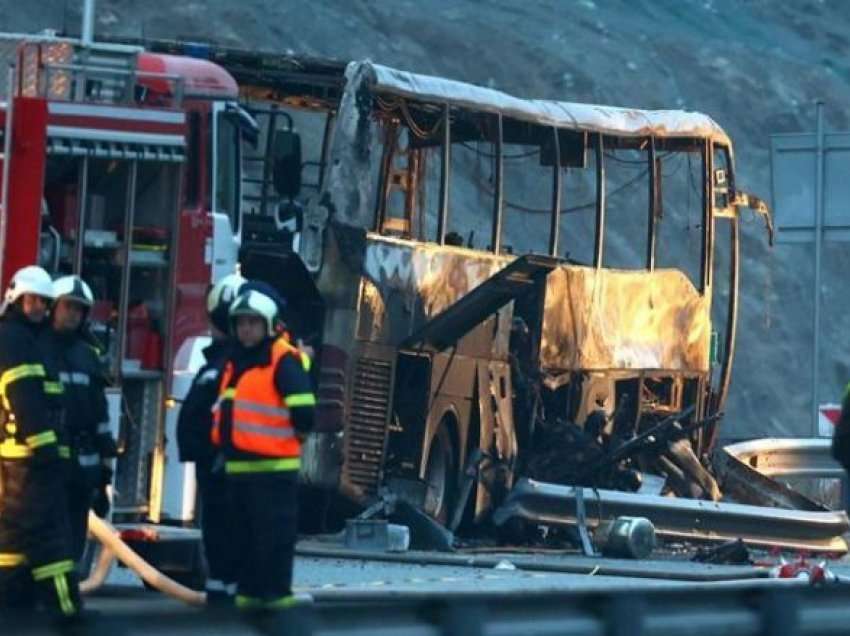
[80,511,206,606]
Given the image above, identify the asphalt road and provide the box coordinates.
[101,553,695,599]
[3,548,823,635]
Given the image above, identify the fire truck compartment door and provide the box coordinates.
[402,254,559,352]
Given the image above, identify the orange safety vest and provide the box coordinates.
[211,336,303,459]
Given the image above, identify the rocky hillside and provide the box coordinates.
[6,0,850,438]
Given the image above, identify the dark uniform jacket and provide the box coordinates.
[0,310,65,464]
[177,339,231,464]
[39,328,115,465]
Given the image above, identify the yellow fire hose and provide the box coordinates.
[81,511,206,606]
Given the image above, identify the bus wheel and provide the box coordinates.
[423,420,457,526]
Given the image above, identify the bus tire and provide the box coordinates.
[423,418,457,526]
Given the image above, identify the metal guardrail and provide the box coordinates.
[724,438,844,479]
[5,582,850,635]
[493,478,850,553]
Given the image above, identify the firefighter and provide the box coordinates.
[211,285,315,611]
[40,275,117,562]
[176,272,245,605]
[0,266,81,619]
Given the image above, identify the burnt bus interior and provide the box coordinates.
[355,86,741,518]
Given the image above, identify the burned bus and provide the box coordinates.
[214,58,770,528]
[122,38,772,528]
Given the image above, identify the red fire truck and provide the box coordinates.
[0,33,253,552]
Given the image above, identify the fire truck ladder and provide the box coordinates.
[402,254,560,352]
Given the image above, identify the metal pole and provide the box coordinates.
[548,126,561,257]
[0,67,15,288]
[490,113,503,254]
[317,111,334,189]
[646,137,657,270]
[115,161,137,380]
[700,139,713,292]
[713,214,740,417]
[260,104,278,218]
[73,157,89,274]
[812,101,825,437]
[82,0,96,47]
[593,133,605,268]
[437,103,450,245]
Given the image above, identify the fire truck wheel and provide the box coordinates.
[423,419,458,526]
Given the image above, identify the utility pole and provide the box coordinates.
[811,102,825,437]
[82,0,95,46]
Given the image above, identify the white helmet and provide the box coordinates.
[229,289,279,337]
[206,272,246,333]
[53,275,94,308]
[3,266,54,310]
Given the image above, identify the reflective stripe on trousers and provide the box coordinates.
[32,559,77,616]
[235,594,296,611]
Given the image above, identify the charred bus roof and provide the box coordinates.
[359,61,732,150]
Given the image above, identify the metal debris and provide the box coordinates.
[493,478,850,554]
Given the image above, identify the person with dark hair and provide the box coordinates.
[0,266,81,619]
[211,284,314,611]
[176,272,245,605]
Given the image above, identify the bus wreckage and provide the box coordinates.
[193,54,846,554]
[72,36,848,554]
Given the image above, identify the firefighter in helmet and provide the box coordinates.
[0,266,81,619]
[39,275,117,562]
[176,272,245,605]
[211,283,314,611]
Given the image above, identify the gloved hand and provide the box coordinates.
[92,485,110,518]
[92,465,113,518]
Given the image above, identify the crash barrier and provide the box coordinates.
[719,438,850,516]
[4,581,850,635]
[494,478,850,553]
[723,438,845,480]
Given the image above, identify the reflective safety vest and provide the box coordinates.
[211,336,305,460]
